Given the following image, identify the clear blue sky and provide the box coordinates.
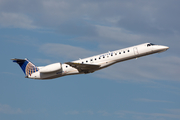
[1,0,180,120]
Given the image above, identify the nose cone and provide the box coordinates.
[161,46,169,50]
[156,45,169,53]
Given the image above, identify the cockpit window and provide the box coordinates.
[147,43,155,47]
[150,43,155,45]
[147,44,151,47]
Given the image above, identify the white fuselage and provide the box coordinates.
[29,43,169,79]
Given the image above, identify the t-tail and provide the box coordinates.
[11,58,39,78]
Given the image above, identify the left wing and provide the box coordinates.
[65,62,100,73]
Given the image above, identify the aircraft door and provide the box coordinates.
[133,47,139,55]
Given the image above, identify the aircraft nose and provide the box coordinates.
[162,46,169,50]
[156,45,169,52]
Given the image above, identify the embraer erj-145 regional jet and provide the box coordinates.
[12,43,169,80]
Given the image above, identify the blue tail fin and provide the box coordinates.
[12,58,39,77]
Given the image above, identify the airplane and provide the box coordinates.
[12,43,169,80]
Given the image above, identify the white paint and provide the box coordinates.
[14,43,169,80]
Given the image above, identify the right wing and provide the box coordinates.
[65,62,100,73]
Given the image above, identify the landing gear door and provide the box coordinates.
[133,47,139,55]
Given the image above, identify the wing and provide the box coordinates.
[65,62,100,73]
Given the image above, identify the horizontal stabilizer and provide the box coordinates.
[11,58,26,63]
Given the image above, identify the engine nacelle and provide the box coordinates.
[39,63,62,73]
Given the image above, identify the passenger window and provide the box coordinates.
[119,52,121,54]
[86,60,88,63]
[123,51,125,53]
[111,54,113,56]
[91,59,93,61]
[95,58,96,60]
[82,62,84,64]
[99,57,101,59]
[128,50,130,52]
[115,53,117,55]
[103,56,105,58]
